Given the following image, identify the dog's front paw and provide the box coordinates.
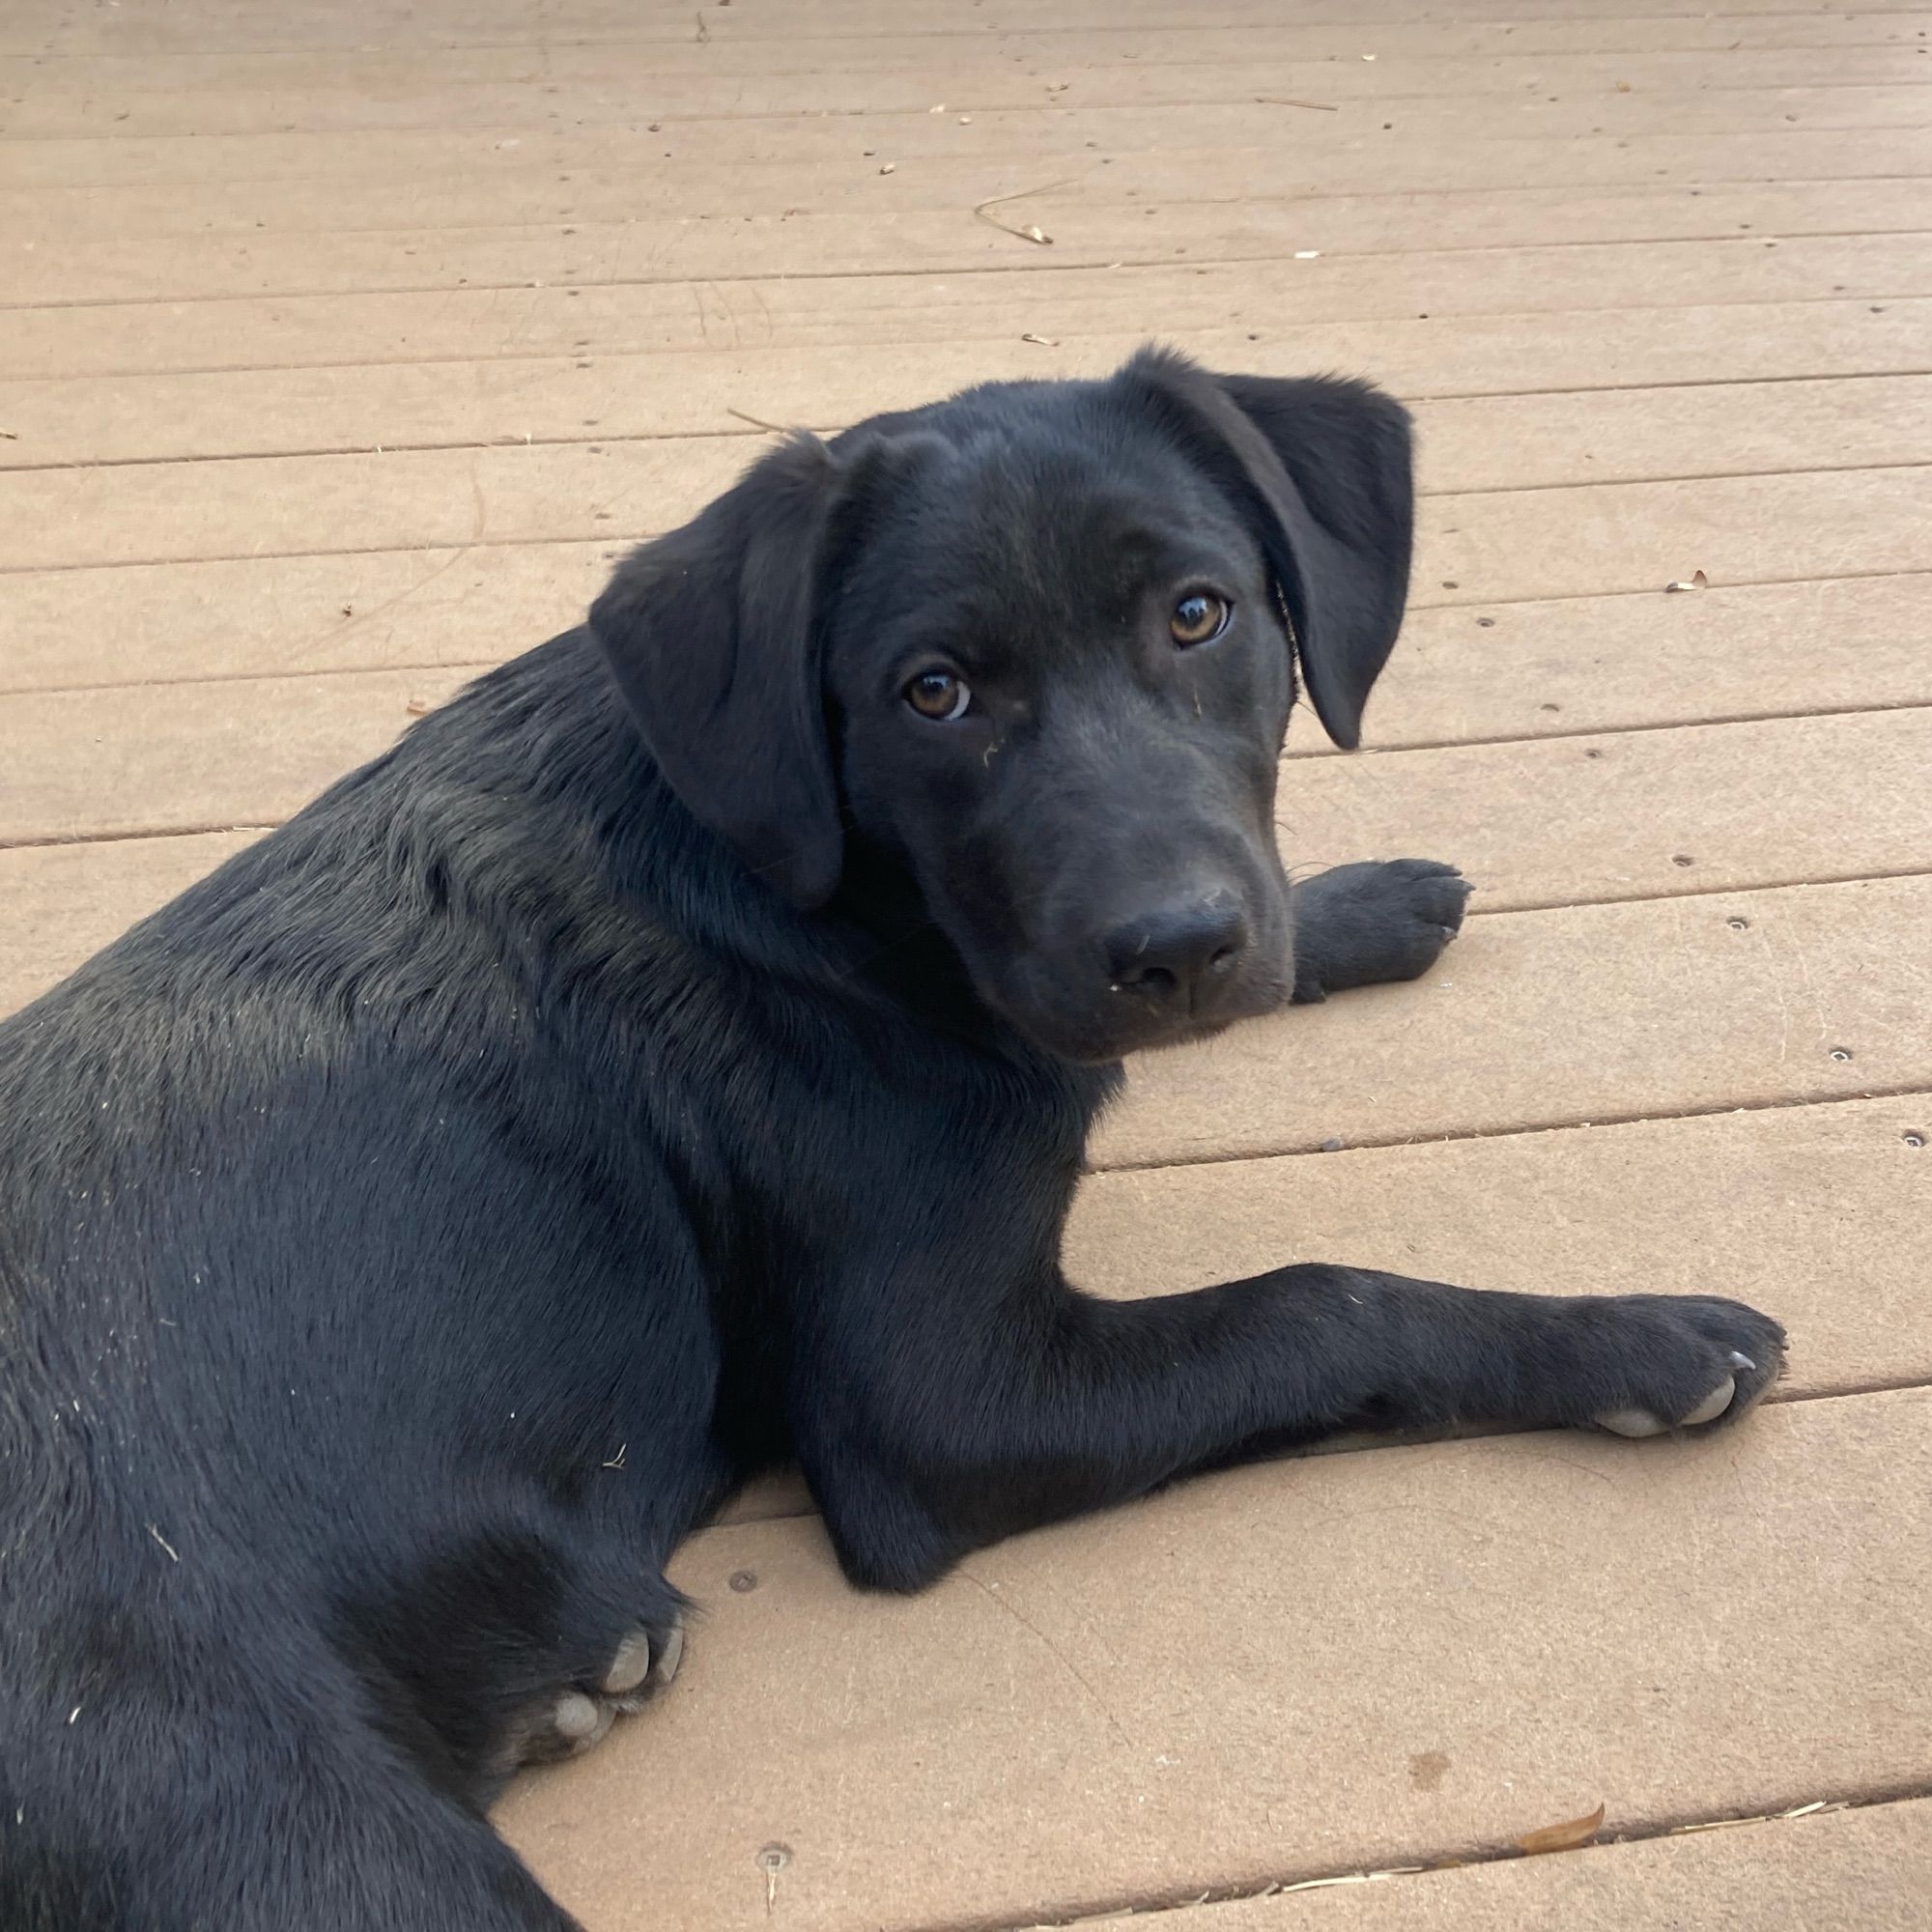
[1290,858,1471,1002]
[1556,1294,1787,1438]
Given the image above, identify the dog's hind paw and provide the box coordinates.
[507,1614,687,1770]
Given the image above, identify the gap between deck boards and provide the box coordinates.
[952,1781,1932,1932]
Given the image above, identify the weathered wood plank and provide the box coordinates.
[8,129,1927,242]
[10,234,1926,381]
[7,14,1926,104]
[9,0,1927,60]
[9,67,1930,140]
[4,340,1926,470]
[11,181,1920,308]
[8,63,1931,186]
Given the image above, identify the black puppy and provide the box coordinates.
[0,350,1782,1929]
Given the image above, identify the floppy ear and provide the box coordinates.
[590,435,849,907]
[1119,348,1414,751]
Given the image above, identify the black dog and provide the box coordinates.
[0,350,1783,1929]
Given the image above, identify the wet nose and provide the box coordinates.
[1103,897,1252,1010]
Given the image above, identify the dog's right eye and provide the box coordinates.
[1170,591,1232,648]
[904,670,972,722]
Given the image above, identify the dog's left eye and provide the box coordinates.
[1170,592,1232,647]
[904,669,972,722]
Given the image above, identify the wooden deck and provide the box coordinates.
[4,0,1932,1923]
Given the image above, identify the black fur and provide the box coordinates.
[0,352,1783,1928]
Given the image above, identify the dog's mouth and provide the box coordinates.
[980,948,1293,1066]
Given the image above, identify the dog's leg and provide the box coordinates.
[796,1256,1784,1592]
[6,1670,585,1931]
[1289,858,1470,1002]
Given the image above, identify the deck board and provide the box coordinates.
[9,357,1931,471]
[9,14,1928,104]
[12,77,1932,143]
[8,131,1930,244]
[3,0,1927,1923]
[14,232,1932,379]
[9,0,1931,58]
[12,180,1926,308]
[11,65,1932,185]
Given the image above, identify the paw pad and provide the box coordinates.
[1596,1352,1755,1437]
[552,1690,612,1749]
[502,1617,688,1773]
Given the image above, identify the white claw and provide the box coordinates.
[653,1621,685,1687]
[553,1690,603,1741]
[1728,1350,1756,1373]
[1596,1406,1668,1439]
[1682,1376,1736,1428]
[603,1630,654,1696]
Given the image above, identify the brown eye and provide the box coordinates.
[1170,591,1231,647]
[904,669,971,722]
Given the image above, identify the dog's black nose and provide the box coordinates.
[1104,898,1251,1009]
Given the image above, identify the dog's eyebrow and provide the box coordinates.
[1099,525,1233,594]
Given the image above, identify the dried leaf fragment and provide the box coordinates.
[1518,1803,1605,1855]
[1664,569,1710,592]
[1020,332,1060,347]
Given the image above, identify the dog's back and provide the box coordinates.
[0,634,738,1929]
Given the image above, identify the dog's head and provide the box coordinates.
[592,349,1413,1063]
